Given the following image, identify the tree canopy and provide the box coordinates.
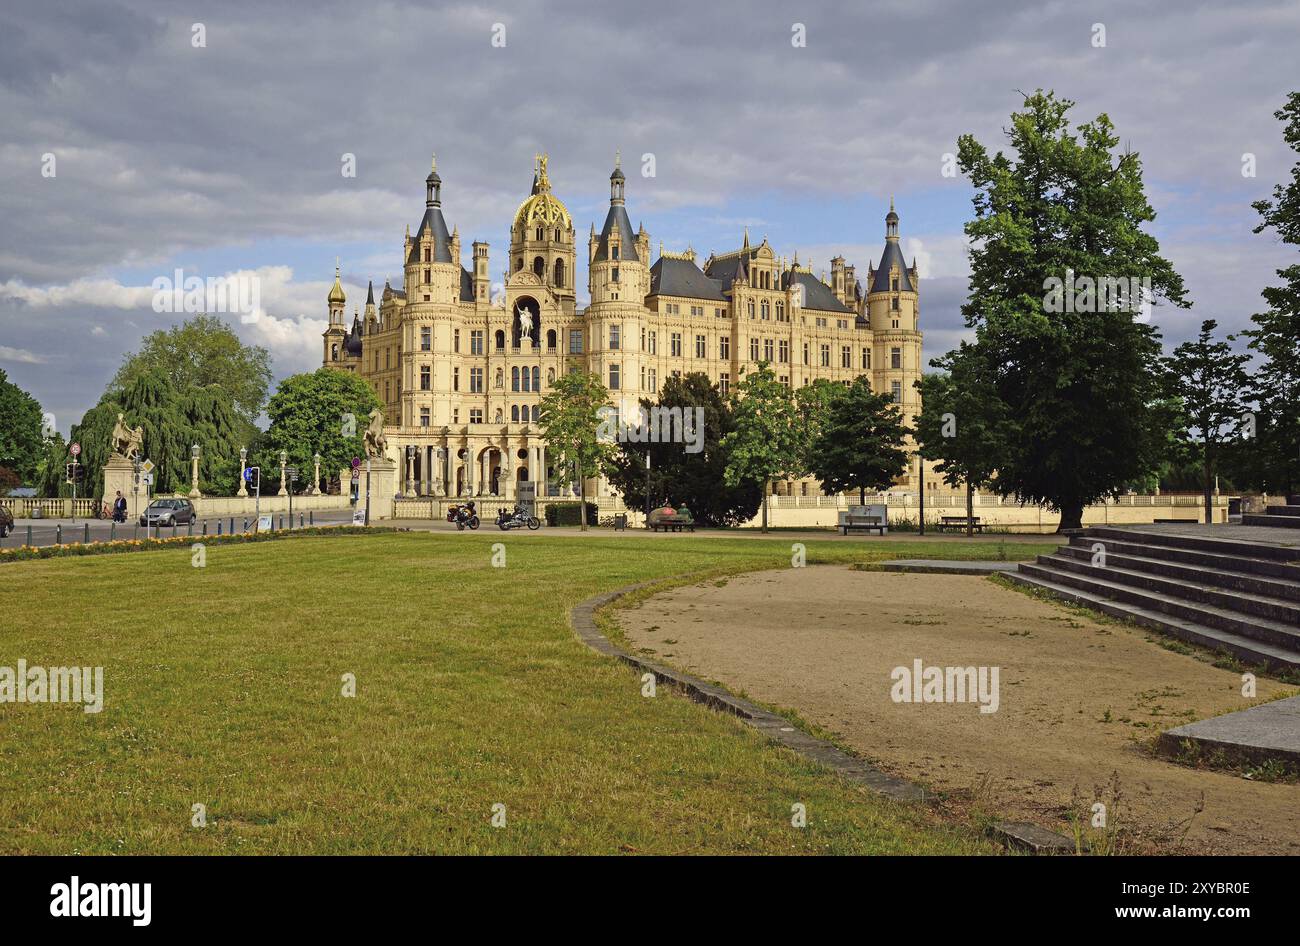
[539,370,615,531]
[0,369,44,488]
[721,362,801,531]
[259,369,381,492]
[807,376,910,504]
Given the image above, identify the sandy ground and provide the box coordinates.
[618,565,1300,854]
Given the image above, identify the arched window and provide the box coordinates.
[546,329,557,350]
[512,366,520,391]
[515,258,523,272]
[535,227,543,241]
[532,366,540,391]
[531,405,539,422]
[423,247,430,263]
[522,368,531,393]
[331,344,338,361]
[554,258,565,288]
[533,257,545,278]
[511,405,520,422]
[495,330,505,350]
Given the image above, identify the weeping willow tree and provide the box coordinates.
[73,369,244,498]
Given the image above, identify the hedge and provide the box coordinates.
[543,502,598,527]
[0,526,403,563]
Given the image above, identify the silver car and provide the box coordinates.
[139,498,195,527]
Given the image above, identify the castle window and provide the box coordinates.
[761,301,769,320]
[453,367,460,391]
[891,347,902,369]
[533,257,545,278]
[547,329,556,350]
[803,342,809,365]
[424,247,430,263]
[424,268,430,283]
[470,330,483,355]
[764,339,774,362]
[512,366,520,391]
[612,244,619,260]
[512,405,520,422]
[841,346,851,368]
[470,368,483,393]
[609,364,621,390]
[820,344,830,367]
[609,324,621,350]
[671,333,682,357]
[453,408,459,423]
[470,409,483,424]
[719,373,729,396]
[779,340,789,363]
[612,267,619,283]
[719,336,729,358]
[531,405,539,422]
[862,348,870,370]
[569,330,583,354]
[648,368,657,393]
[648,330,657,355]
[420,366,431,390]
[555,228,562,242]
[521,367,531,392]
[554,258,565,288]
[453,329,460,352]
[749,337,759,361]
[421,326,431,351]
[747,301,755,318]
[495,330,505,350]
[532,366,540,390]
[420,407,430,427]
[536,227,543,241]
[331,344,338,361]
[695,334,706,358]
[516,258,523,272]
[776,302,784,321]
[891,381,902,403]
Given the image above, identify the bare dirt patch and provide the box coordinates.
[618,565,1299,854]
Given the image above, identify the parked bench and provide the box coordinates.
[648,508,695,532]
[938,515,983,533]
[838,505,887,536]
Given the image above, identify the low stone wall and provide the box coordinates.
[0,493,352,520]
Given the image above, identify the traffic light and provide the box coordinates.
[65,463,85,484]
[244,466,260,491]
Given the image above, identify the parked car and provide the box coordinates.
[0,505,13,538]
[139,498,195,527]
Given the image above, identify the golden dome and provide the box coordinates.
[327,261,346,305]
[513,153,572,232]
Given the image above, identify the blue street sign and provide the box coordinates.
[243,468,253,482]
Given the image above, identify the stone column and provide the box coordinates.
[237,449,248,497]
[464,444,474,497]
[405,447,414,497]
[527,445,538,495]
[502,440,515,500]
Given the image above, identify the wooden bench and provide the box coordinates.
[838,505,887,536]
[938,515,983,533]
[648,508,695,532]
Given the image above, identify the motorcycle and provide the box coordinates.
[496,506,540,531]
[452,501,480,531]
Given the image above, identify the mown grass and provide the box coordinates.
[0,531,1038,855]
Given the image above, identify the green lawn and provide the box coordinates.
[0,532,1047,854]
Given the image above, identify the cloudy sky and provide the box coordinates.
[2,0,1297,433]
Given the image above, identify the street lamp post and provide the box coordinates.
[364,456,371,526]
[405,445,415,497]
[917,454,926,537]
[278,449,288,497]
[189,443,202,499]
[312,453,322,496]
[237,446,248,497]
[644,451,651,528]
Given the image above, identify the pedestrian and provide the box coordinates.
[112,490,128,523]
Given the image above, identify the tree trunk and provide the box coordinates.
[859,486,865,505]
[579,468,588,532]
[1203,445,1213,525]
[1057,501,1084,532]
[966,481,974,538]
[762,479,770,533]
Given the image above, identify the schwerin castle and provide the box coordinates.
[322,154,924,500]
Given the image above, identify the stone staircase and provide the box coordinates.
[1004,526,1300,672]
[1242,494,1300,529]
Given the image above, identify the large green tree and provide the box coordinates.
[112,314,272,428]
[793,378,840,480]
[955,90,1189,530]
[259,369,380,494]
[1241,92,1300,495]
[721,362,801,532]
[914,345,1011,535]
[1162,320,1251,523]
[0,369,44,486]
[604,372,762,526]
[539,370,615,532]
[807,376,910,505]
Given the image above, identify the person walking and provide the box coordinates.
[112,491,128,523]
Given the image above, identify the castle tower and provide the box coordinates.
[404,155,460,304]
[510,153,575,304]
[322,260,347,364]
[866,198,923,432]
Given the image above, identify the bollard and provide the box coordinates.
[202,521,208,536]
[110,522,116,541]
[300,513,304,528]
[188,520,193,537]
[85,523,90,544]
[172,522,177,539]
[230,517,235,534]
[133,524,139,540]
[217,520,223,536]
[243,518,249,533]
[278,515,283,531]
[309,511,314,526]
[56,524,62,545]
[26,525,32,547]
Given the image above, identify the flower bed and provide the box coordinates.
[0,526,401,563]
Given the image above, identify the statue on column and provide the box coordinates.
[363,408,388,459]
[110,413,144,460]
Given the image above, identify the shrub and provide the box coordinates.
[544,502,597,527]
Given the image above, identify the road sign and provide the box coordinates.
[352,507,366,526]
[141,472,154,486]
[140,458,155,475]
[284,466,298,476]
[69,442,81,457]
[244,468,253,482]
[351,457,361,470]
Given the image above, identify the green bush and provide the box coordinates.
[544,502,597,526]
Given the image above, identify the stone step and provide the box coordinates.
[1085,526,1300,562]
[1265,505,1300,517]
[1036,554,1300,631]
[1017,561,1300,652]
[1070,535,1300,582]
[1004,570,1300,672]
[1242,513,1300,529]
[1158,696,1300,767]
[1058,543,1300,602]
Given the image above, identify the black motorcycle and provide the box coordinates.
[496,505,540,531]
[453,501,480,531]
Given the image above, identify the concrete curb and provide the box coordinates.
[570,579,1080,854]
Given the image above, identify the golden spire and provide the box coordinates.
[328,259,346,304]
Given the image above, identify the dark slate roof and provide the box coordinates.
[365,280,374,305]
[593,204,638,263]
[344,315,363,356]
[784,270,852,313]
[460,266,474,302]
[870,240,913,293]
[649,256,726,301]
[703,251,753,287]
[406,206,453,264]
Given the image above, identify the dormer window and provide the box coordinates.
[892,276,898,291]
[612,244,619,260]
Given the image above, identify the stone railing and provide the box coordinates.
[0,497,100,519]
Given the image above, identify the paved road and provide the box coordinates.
[1,507,358,549]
